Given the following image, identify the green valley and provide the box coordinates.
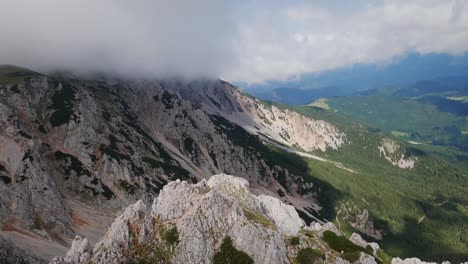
[260,101,468,262]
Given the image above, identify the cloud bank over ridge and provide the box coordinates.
[0,0,467,83]
[0,0,233,79]
[229,0,468,83]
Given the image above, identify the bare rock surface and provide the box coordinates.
[378,138,416,169]
[50,174,411,264]
[0,234,45,264]
[256,194,304,236]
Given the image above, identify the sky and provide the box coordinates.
[0,0,467,83]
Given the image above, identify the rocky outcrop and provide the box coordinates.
[170,79,345,152]
[51,174,391,264]
[55,236,92,264]
[378,138,415,169]
[256,194,304,236]
[391,258,439,264]
[350,233,380,255]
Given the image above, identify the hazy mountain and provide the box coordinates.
[246,53,468,105]
[251,86,353,106]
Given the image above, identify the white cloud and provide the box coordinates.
[226,0,468,83]
[0,0,233,79]
[0,0,466,83]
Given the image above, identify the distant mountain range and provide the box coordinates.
[244,53,468,105]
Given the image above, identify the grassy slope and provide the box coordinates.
[275,103,468,262]
[310,130,467,260]
[300,94,468,167]
[327,96,462,131]
[323,96,468,151]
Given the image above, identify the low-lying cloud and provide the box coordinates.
[0,0,233,79]
[1,0,467,83]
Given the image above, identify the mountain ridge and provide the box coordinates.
[0,66,344,261]
[0,66,467,263]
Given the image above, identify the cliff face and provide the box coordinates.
[167,79,345,152]
[0,66,345,260]
[50,174,385,264]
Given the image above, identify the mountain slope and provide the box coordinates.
[285,104,468,261]
[320,96,468,150]
[0,66,467,262]
[0,66,344,261]
[300,74,468,170]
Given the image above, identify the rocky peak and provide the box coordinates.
[50,174,404,264]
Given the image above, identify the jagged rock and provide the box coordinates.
[91,200,148,263]
[65,237,92,263]
[256,194,304,236]
[358,252,378,264]
[391,258,455,264]
[335,257,351,264]
[51,175,389,264]
[391,258,439,264]
[350,233,380,255]
[154,174,289,264]
[50,236,92,264]
[305,221,342,237]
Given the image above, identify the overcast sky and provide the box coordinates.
[0,0,467,83]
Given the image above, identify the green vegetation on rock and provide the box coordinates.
[242,207,275,228]
[162,226,179,245]
[289,236,300,246]
[296,247,325,264]
[323,230,369,254]
[213,236,254,264]
[49,83,76,127]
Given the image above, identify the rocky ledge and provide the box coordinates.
[49,174,450,264]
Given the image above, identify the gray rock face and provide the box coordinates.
[92,200,148,263]
[1,66,345,260]
[350,233,380,255]
[358,252,378,264]
[0,234,45,264]
[50,236,92,264]
[256,194,304,236]
[153,174,292,264]
[391,258,438,264]
[51,174,389,264]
